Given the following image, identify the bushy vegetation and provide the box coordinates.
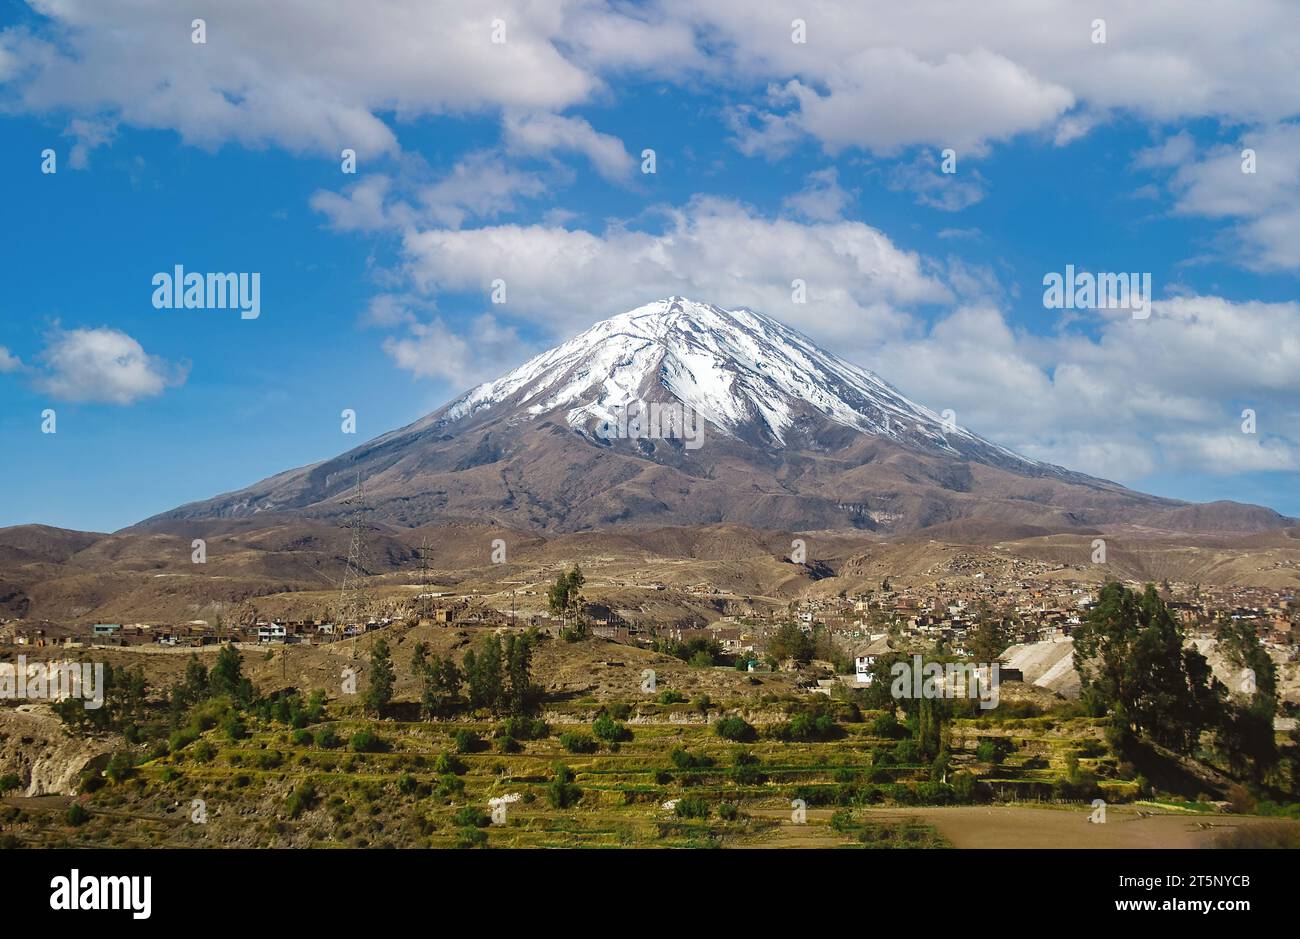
[592,715,631,744]
[714,715,757,742]
[547,764,581,809]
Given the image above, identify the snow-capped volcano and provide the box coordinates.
[145,297,1283,535]
[438,297,1041,472]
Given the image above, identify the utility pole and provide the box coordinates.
[338,470,370,641]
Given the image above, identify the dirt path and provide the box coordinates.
[858,805,1297,848]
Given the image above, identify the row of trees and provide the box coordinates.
[405,631,543,719]
[1074,582,1282,784]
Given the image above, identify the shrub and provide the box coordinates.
[286,781,316,818]
[656,690,685,705]
[718,803,740,821]
[65,803,90,826]
[775,711,842,742]
[731,749,766,785]
[433,752,467,775]
[0,773,21,794]
[453,729,483,754]
[951,771,979,803]
[714,715,757,742]
[436,774,465,799]
[976,738,1012,764]
[592,715,631,743]
[168,726,199,752]
[349,730,384,753]
[257,751,283,770]
[498,717,548,741]
[105,751,133,784]
[291,729,313,746]
[314,728,341,749]
[870,712,907,739]
[892,740,920,764]
[674,797,709,819]
[559,732,598,754]
[452,806,491,828]
[670,748,715,770]
[455,827,488,848]
[221,713,246,742]
[547,764,582,809]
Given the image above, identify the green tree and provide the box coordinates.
[915,696,949,763]
[364,638,395,715]
[502,632,541,717]
[463,635,504,712]
[968,607,1010,664]
[547,565,586,625]
[412,642,464,719]
[1214,616,1280,782]
[1072,583,1223,752]
[209,644,253,704]
[768,622,814,665]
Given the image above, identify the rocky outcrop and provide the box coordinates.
[0,705,115,795]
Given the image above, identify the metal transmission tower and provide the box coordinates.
[337,471,372,637]
[416,535,433,621]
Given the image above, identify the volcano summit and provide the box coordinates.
[142,298,1289,535]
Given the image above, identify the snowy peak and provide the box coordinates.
[148,297,1243,534]
[440,297,1040,471]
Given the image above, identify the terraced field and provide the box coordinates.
[0,701,1165,849]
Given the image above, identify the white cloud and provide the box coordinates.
[782,168,853,221]
[875,295,1300,480]
[35,327,187,404]
[886,152,987,212]
[396,195,950,351]
[310,175,403,233]
[502,112,633,182]
[382,313,527,387]
[418,151,548,227]
[312,153,550,233]
[1154,122,1300,270]
[0,0,599,156]
[7,1,1300,164]
[734,48,1073,158]
[683,0,1300,155]
[62,116,115,168]
[0,346,21,372]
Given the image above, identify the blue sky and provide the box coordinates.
[2,1,1300,532]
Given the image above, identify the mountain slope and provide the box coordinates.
[140,297,1291,535]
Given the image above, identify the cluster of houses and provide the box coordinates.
[31,617,402,649]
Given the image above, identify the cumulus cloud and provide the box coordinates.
[782,168,854,221]
[62,116,116,169]
[35,327,187,404]
[382,313,528,387]
[875,296,1300,481]
[683,0,1300,155]
[886,152,987,212]
[0,346,21,372]
[0,0,598,156]
[502,112,633,182]
[395,195,950,351]
[1146,122,1300,271]
[7,1,1300,164]
[312,153,552,233]
[733,48,1073,158]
